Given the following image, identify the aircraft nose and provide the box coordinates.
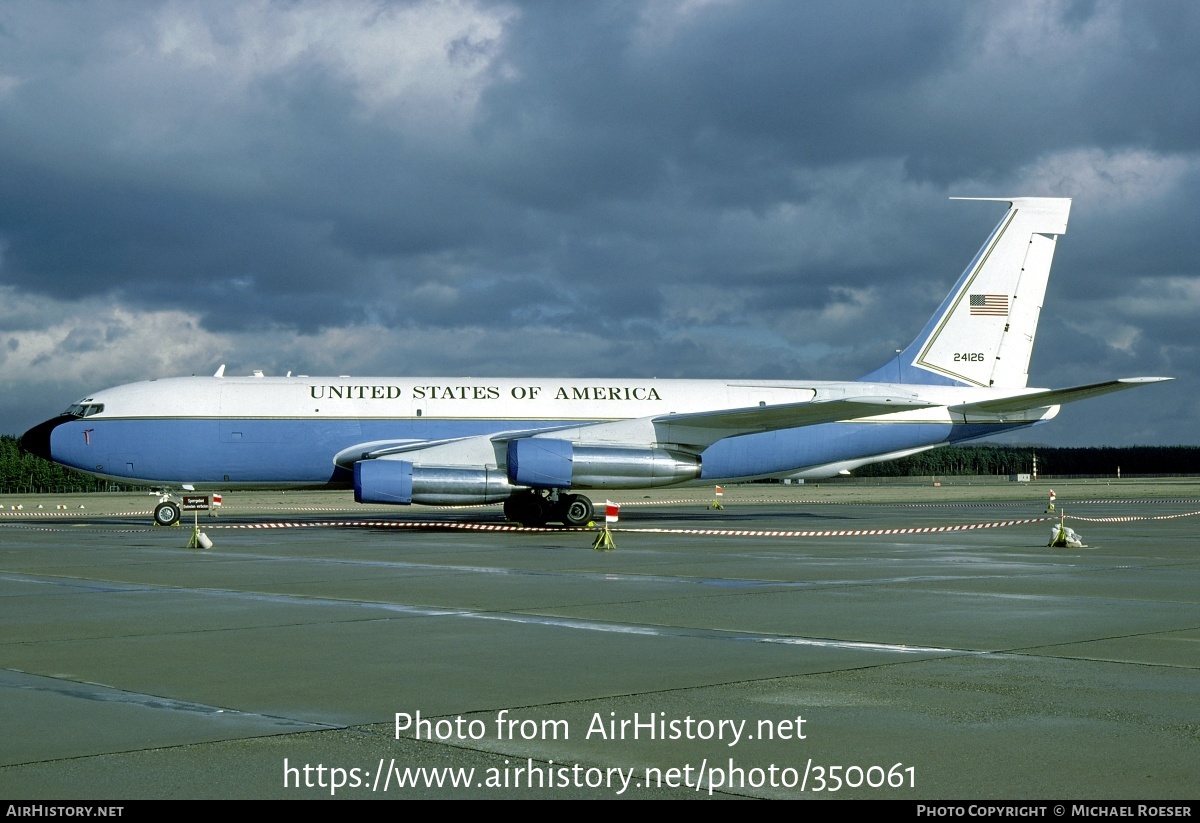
[19,415,74,462]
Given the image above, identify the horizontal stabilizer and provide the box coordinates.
[950,377,1172,416]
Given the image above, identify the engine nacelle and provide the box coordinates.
[354,459,515,505]
[506,438,700,489]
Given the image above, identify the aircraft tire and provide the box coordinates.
[559,494,594,527]
[504,493,549,528]
[502,497,520,523]
[154,501,181,526]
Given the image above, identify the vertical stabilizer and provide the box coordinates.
[862,197,1071,388]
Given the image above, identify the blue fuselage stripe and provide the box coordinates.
[48,416,1031,487]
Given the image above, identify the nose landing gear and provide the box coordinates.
[153,499,182,526]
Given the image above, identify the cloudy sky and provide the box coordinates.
[1,0,1196,445]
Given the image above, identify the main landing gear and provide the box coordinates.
[503,490,594,528]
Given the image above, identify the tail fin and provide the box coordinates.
[862,197,1071,388]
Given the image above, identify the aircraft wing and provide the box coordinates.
[650,394,939,449]
[523,392,940,454]
[346,378,1163,466]
[949,377,1173,417]
[657,394,935,430]
[346,392,940,466]
[338,426,582,466]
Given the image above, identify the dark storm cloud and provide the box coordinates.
[473,3,961,172]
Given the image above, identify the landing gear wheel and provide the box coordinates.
[504,493,549,527]
[503,497,519,523]
[154,501,181,526]
[559,493,594,527]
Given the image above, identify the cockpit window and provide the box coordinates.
[63,403,104,418]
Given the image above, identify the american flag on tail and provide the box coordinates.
[969,294,1009,316]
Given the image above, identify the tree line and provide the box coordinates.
[3,434,1200,493]
[0,435,120,493]
[852,445,1200,477]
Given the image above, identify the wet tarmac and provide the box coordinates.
[1,484,1198,798]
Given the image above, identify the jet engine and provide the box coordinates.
[506,438,700,489]
[354,459,515,505]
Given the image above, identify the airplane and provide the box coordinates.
[20,197,1170,528]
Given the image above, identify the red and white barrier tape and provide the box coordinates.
[1064,510,1200,523]
[5,503,1200,539]
[201,515,1060,538]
